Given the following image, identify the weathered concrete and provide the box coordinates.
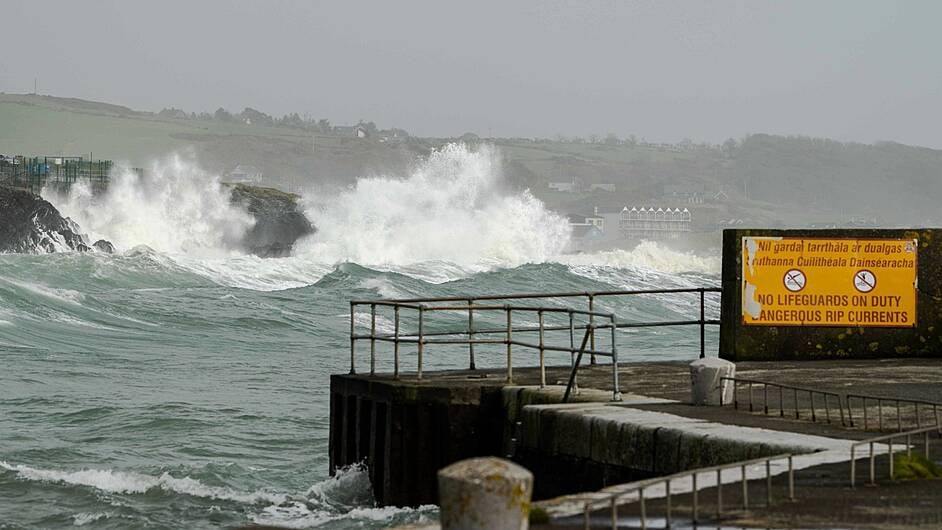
[721,228,942,361]
[438,457,532,530]
[331,358,942,508]
[329,371,508,506]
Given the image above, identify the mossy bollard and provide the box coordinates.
[438,457,533,530]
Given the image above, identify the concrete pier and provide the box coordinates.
[330,358,942,508]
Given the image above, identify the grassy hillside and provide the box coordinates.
[0,94,422,188]
[3,93,941,230]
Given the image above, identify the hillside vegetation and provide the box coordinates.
[2,93,940,229]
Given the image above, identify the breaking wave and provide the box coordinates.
[0,461,435,528]
[46,155,254,256]
[34,144,719,290]
[296,143,571,269]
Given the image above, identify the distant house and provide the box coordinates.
[548,178,580,192]
[589,183,617,192]
[619,206,691,240]
[568,206,605,237]
[334,125,369,138]
[663,183,706,205]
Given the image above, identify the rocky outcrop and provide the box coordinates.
[92,239,115,254]
[0,186,113,254]
[227,183,314,257]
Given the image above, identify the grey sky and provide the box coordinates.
[2,1,940,147]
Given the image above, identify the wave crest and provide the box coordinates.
[46,155,254,256]
[297,143,571,268]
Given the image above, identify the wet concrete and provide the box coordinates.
[339,357,942,527]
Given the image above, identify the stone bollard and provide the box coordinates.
[690,357,735,405]
[438,457,533,530]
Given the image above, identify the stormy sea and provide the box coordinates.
[0,145,720,529]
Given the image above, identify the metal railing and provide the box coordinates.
[0,155,118,194]
[847,393,942,432]
[850,424,941,487]
[349,288,721,401]
[580,453,795,529]
[721,377,846,426]
[720,377,942,435]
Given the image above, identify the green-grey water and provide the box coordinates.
[0,146,720,528]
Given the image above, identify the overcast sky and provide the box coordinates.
[2,1,940,147]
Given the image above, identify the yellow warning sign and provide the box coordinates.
[742,237,917,327]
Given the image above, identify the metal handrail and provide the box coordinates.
[850,424,941,488]
[720,377,846,426]
[720,377,942,434]
[581,453,795,529]
[349,287,721,401]
[349,287,722,305]
[846,393,942,432]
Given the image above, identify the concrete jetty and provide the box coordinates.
[331,358,942,509]
[334,229,942,528]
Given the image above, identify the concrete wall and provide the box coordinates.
[720,228,942,361]
[329,375,506,507]
[507,387,806,499]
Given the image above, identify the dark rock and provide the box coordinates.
[0,186,113,253]
[93,239,115,254]
[227,183,315,258]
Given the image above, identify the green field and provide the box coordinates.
[3,93,942,229]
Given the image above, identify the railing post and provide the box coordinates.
[765,460,772,506]
[878,399,883,431]
[467,299,476,370]
[691,472,698,523]
[417,306,424,381]
[869,442,876,485]
[393,306,400,379]
[610,315,621,402]
[847,396,855,427]
[370,303,377,376]
[538,310,546,389]
[779,385,784,417]
[851,445,857,488]
[638,488,646,530]
[741,464,748,509]
[349,302,357,374]
[699,288,705,359]
[569,311,578,393]
[810,391,816,422]
[610,497,617,530]
[665,478,671,527]
[716,468,722,517]
[889,439,894,480]
[788,455,794,499]
[588,294,596,365]
[794,388,799,419]
[583,502,590,530]
[505,307,513,384]
[764,383,769,414]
